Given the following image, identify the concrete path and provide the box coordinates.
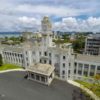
[0,69,25,73]
[67,80,100,100]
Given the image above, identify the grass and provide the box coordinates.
[75,80,100,97]
[0,64,22,71]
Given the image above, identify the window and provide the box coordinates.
[49,60,52,65]
[26,57,28,61]
[17,54,20,57]
[84,71,88,76]
[68,70,70,74]
[49,53,51,57]
[78,71,82,75]
[20,54,23,58]
[36,75,40,80]
[63,56,66,60]
[90,72,94,76]
[69,63,71,66]
[41,76,45,82]
[26,51,28,55]
[27,63,29,66]
[74,69,76,74]
[63,63,65,68]
[40,59,42,63]
[84,64,89,69]
[97,66,100,70]
[74,62,77,66]
[44,52,47,56]
[91,65,95,69]
[62,70,65,75]
[78,63,83,67]
[44,60,47,64]
[31,74,35,78]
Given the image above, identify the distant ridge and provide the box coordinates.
[0,32,22,34]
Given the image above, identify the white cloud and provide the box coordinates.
[12,4,95,17]
[87,17,100,26]
[18,16,40,25]
[17,16,41,31]
[0,0,100,32]
[54,17,100,32]
[62,17,78,26]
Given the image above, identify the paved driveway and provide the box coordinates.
[0,71,79,100]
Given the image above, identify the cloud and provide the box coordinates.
[17,16,41,31]
[18,16,40,25]
[0,0,100,32]
[54,17,100,32]
[87,17,100,26]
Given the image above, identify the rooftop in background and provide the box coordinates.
[75,54,100,63]
[87,34,100,39]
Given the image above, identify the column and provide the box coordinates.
[88,64,91,77]
[28,71,30,78]
[76,63,78,76]
[45,76,47,83]
[94,65,97,76]
[34,73,36,80]
[82,64,84,76]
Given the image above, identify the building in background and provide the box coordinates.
[74,54,100,81]
[84,34,100,55]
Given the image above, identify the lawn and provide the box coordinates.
[0,64,22,71]
[75,80,100,97]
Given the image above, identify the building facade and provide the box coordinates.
[85,34,100,55]
[0,17,100,82]
[74,54,100,81]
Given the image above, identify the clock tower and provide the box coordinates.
[41,16,53,47]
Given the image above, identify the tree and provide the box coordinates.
[94,74,100,85]
[0,54,3,66]
[72,36,85,53]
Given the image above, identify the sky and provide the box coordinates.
[0,0,100,32]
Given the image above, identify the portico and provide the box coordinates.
[26,63,55,85]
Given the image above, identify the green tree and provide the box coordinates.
[94,74,100,85]
[72,36,85,53]
[0,54,3,66]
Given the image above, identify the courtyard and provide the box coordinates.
[0,71,80,100]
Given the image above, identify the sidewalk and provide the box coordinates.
[67,80,100,100]
[0,69,25,73]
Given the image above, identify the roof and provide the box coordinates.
[75,54,100,63]
[27,63,55,76]
[88,34,100,39]
[3,45,23,53]
[48,47,70,54]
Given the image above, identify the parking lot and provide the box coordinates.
[0,71,79,100]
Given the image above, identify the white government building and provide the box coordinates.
[0,16,100,85]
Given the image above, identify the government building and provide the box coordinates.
[0,16,100,84]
